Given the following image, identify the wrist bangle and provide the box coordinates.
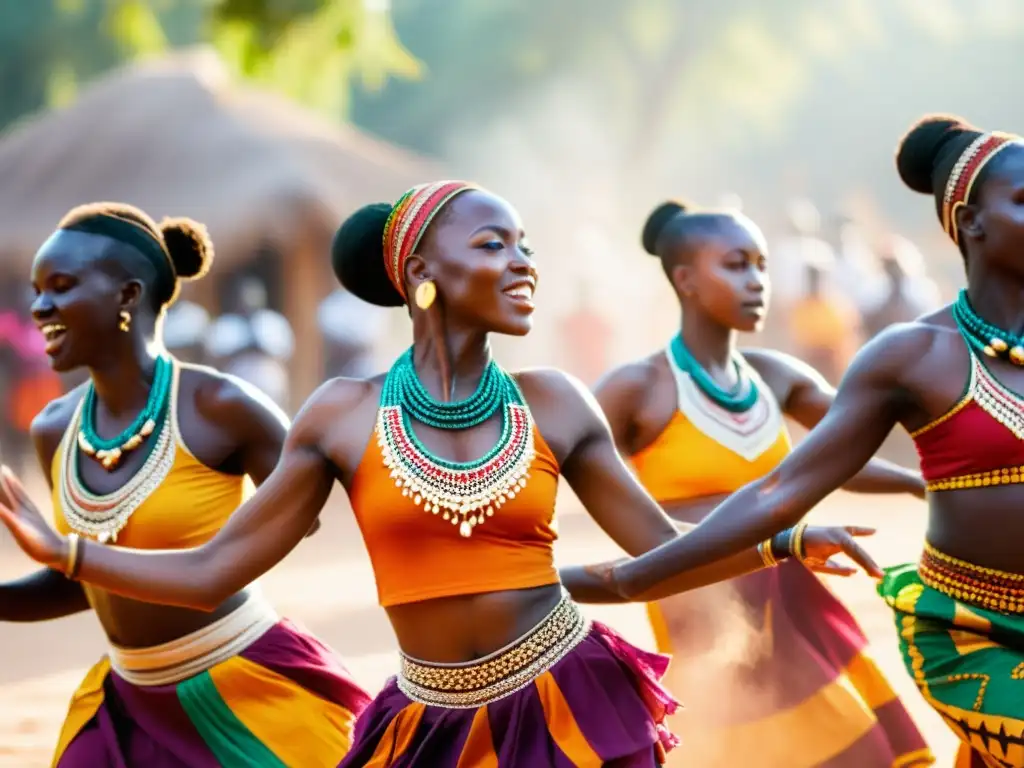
[65,534,82,580]
[757,539,778,567]
[791,523,808,562]
[770,528,795,561]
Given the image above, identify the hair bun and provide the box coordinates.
[896,114,973,194]
[160,217,214,280]
[331,203,405,307]
[641,200,689,255]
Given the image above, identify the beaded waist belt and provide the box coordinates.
[108,589,278,687]
[397,591,590,708]
[925,464,1024,492]
[919,542,1024,615]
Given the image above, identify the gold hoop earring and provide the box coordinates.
[414,280,436,311]
[119,311,132,333]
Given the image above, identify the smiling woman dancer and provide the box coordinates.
[594,200,932,767]
[0,183,879,767]
[1,202,369,767]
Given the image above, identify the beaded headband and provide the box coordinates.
[942,131,1020,245]
[382,180,477,301]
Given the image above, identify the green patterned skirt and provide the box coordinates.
[880,563,1024,768]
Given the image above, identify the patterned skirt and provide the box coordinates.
[647,559,933,767]
[881,557,1024,768]
[52,595,371,767]
[339,592,679,767]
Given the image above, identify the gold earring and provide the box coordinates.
[119,311,131,333]
[414,280,436,311]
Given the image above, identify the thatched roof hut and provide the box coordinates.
[0,48,439,400]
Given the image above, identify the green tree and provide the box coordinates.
[211,0,419,116]
[0,2,120,131]
[0,0,415,132]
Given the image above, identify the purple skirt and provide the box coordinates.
[339,620,679,767]
[53,619,371,767]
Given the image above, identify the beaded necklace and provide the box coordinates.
[953,289,1024,366]
[666,342,781,461]
[376,348,535,538]
[59,359,180,543]
[669,333,758,413]
[78,354,173,469]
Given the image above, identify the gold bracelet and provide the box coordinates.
[757,540,777,568]
[791,523,808,562]
[64,534,81,580]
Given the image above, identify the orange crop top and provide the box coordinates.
[632,349,791,503]
[52,363,249,550]
[348,425,561,607]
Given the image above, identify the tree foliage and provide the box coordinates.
[0,0,414,132]
[211,0,419,116]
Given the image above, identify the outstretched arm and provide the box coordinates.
[749,349,924,498]
[539,371,873,602]
[0,383,345,611]
[609,328,919,599]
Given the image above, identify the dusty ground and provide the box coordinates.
[0,479,955,766]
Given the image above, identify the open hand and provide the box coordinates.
[0,466,67,570]
[800,525,881,579]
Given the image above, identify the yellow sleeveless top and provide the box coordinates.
[51,362,250,550]
[632,348,791,503]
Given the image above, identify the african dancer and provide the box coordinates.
[594,200,932,766]
[0,203,369,767]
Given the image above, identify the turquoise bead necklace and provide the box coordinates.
[669,332,758,412]
[381,347,508,429]
[77,354,173,470]
[376,347,535,538]
[953,289,1024,366]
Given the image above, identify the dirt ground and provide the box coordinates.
[0,478,956,766]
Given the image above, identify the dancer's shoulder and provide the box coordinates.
[29,383,88,475]
[862,310,959,365]
[285,374,386,449]
[834,311,962,397]
[513,367,604,444]
[178,363,288,435]
[514,367,592,407]
[592,354,663,397]
[296,375,384,421]
[30,383,87,443]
